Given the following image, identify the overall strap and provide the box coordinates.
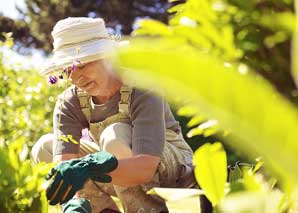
[76,88,91,121]
[118,85,132,114]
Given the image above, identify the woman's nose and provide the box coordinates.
[69,71,87,86]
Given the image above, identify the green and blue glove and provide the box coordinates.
[61,198,92,213]
[45,151,118,205]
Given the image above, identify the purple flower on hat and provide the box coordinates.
[48,75,58,84]
[71,63,75,72]
[70,60,82,73]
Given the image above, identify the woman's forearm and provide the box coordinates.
[109,154,160,187]
[54,153,160,187]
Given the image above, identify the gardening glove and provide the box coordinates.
[61,198,92,213]
[45,151,118,205]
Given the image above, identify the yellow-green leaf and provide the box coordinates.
[187,115,205,127]
[111,196,124,213]
[193,143,227,206]
[134,20,173,36]
[148,188,203,212]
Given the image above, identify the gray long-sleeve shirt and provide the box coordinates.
[53,86,181,157]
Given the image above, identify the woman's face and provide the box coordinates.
[69,59,111,96]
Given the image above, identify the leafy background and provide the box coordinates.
[113,0,298,211]
[1,0,298,212]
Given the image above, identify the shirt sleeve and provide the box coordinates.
[53,87,88,155]
[130,89,165,157]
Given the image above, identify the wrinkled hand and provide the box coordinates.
[45,151,118,205]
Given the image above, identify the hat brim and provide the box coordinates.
[41,39,118,75]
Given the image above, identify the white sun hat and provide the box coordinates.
[41,17,122,75]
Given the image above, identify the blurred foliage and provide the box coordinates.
[292,0,298,87]
[0,0,179,54]
[150,143,297,212]
[135,0,298,101]
[226,0,297,103]
[113,0,298,211]
[0,34,61,146]
[0,16,43,55]
[0,34,59,211]
[0,139,52,212]
[141,0,298,165]
[0,0,298,212]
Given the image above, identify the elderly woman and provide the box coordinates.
[32,17,195,213]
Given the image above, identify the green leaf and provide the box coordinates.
[187,121,218,137]
[40,190,48,213]
[259,12,296,33]
[253,160,264,173]
[187,115,205,127]
[134,20,173,36]
[111,196,124,213]
[148,188,203,212]
[229,163,242,184]
[177,105,199,116]
[113,38,298,190]
[291,1,298,87]
[167,4,185,13]
[193,143,227,206]
[187,127,203,138]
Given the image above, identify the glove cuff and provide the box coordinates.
[62,198,92,213]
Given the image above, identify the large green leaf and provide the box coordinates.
[113,38,298,189]
[193,143,227,206]
[148,188,203,213]
[291,0,298,87]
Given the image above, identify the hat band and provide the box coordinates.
[54,36,110,52]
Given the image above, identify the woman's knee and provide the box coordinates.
[31,133,54,164]
[99,123,133,158]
